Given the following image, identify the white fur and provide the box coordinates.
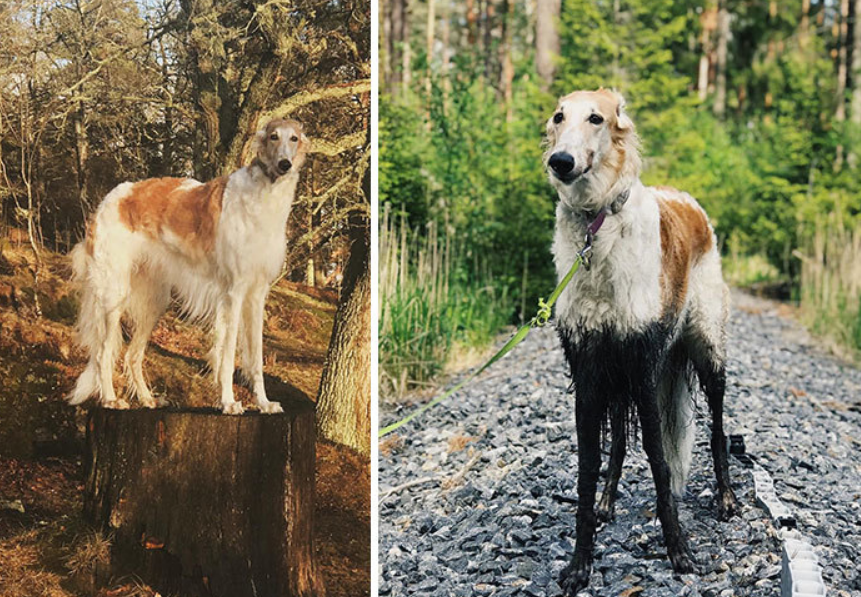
[69,124,306,414]
[548,92,728,494]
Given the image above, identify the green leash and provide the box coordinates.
[378,250,588,438]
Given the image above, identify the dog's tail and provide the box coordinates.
[658,349,697,496]
[68,242,115,405]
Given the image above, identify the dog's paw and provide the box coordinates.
[222,401,245,415]
[258,401,283,414]
[104,398,130,410]
[559,555,592,596]
[717,489,740,521]
[139,397,158,409]
[596,494,615,523]
[668,543,697,575]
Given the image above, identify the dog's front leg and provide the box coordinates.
[246,285,282,414]
[217,288,245,415]
[559,395,603,595]
[636,380,696,573]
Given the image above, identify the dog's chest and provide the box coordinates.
[553,201,663,340]
[217,178,295,280]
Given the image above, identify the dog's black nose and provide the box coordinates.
[548,152,575,176]
[277,159,292,173]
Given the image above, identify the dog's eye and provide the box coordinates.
[588,114,604,125]
[291,135,299,142]
[269,133,279,141]
[553,112,564,124]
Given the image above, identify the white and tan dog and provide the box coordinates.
[545,90,738,594]
[69,118,309,415]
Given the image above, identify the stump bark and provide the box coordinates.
[84,399,324,597]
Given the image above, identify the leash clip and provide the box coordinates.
[578,231,594,271]
[533,297,552,327]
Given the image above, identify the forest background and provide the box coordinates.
[380,0,861,397]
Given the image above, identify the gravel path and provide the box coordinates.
[379,292,861,597]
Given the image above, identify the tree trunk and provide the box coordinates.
[425,0,435,123]
[800,0,812,48]
[466,0,478,45]
[535,0,560,90]
[441,0,450,77]
[836,0,850,170]
[392,0,410,94]
[698,1,717,101]
[84,406,324,597]
[500,0,514,122]
[483,0,494,81]
[388,0,401,91]
[849,0,861,166]
[383,0,392,91]
[182,0,274,178]
[713,0,729,118]
[763,0,777,122]
[315,156,370,455]
[402,25,411,92]
[73,100,89,216]
[224,53,281,171]
[306,258,316,286]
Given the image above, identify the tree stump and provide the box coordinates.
[84,397,324,597]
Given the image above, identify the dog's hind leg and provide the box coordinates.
[98,305,127,408]
[124,273,170,408]
[687,275,739,520]
[596,404,626,522]
[695,361,738,520]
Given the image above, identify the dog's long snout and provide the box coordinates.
[548,152,575,177]
[277,159,292,174]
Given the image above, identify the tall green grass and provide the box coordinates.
[798,217,861,357]
[379,206,511,399]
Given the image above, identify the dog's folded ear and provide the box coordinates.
[251,128,267,155]
[300,133,310,151]
[612,91,634,133]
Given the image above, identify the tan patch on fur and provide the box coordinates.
[118,177,227,254]
[657,188,714,317]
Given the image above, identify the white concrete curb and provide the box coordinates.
[728,435,828,597]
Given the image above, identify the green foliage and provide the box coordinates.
[382,0,861,376]
[379,210,510,396]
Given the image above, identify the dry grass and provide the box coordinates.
[0,530,72,597]
[797,216,861,360]
[446,434,476,454]
[65,531,111,576]
[378,433,404,457]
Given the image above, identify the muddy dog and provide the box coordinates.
[69,119,309,415]
[544,89,739,594]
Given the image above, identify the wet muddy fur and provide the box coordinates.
[556,320,739,594]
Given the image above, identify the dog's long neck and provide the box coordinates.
[236,161,301,223]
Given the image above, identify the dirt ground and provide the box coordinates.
[0,240,370,597]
